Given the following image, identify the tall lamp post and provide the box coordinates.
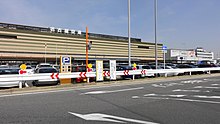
[128,0,131,66]
[45,43,47,63]
[154,0,158,69]
[56,44,57,65]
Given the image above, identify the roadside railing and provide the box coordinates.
[1,67,220,88]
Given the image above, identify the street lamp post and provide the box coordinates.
[154,0,158,69]
[56,44,57,65]
[128,0,131,66]
[45,43,47,63]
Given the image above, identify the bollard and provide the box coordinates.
[189,72,192,76]
[24,81,29,87]
[19,81,22,89]
[87,77,90,83]
[132,75,135,80]
[165,73,167,77]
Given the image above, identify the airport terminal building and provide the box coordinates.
[0,22,163,65]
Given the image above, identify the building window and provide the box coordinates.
[0,35,17,39]
[138,46,149,49]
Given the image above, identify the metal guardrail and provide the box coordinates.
[1,67,220,88]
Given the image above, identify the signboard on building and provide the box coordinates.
[60,56,71,73]
[96,60,103,81]
[109,60,116,80]
[61,56,71,65]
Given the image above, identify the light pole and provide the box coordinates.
[56,44,57,65]
[45,43,47,63]
[128,0,131,66]
[154,0,158,69]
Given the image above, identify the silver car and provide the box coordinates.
[33,67,59,86]
[0,68,20,88]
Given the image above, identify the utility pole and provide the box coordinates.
[86,27,89,70]
[56,44,57,65]
[128,0,131,66]
[154,0,158,69]
[45,43,47,63]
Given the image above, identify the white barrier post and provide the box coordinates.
[87,77,90,83]
[189,72,192,76]
[19,81,22,89]
[133,75,135,80]
[165,73,167,77]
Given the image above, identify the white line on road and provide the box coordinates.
[194,86,220,89]
[132,96,140,99]
[151,84,166,88]
[82,87,144,95]
[193,95,220,99]
[172,89,210,93]
[143,94,186,98]
[68,112,159,124]
[144,97,220,104]
[0,84,145,98]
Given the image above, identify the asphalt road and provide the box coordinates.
[0,75,220,124]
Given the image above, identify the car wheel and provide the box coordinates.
[32,81,38,86]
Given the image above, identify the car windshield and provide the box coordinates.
[72,66,86,72]
[39,68,57,73]
[142,66,151,69]
[26,66,32,69]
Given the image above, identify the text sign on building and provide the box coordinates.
[61,56,71,65]
[96,60,103,81]
[110,60,116,80]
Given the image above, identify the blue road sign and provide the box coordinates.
[62,56,71,65]
[162,46,167,50]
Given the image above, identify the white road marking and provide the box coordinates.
[68,112,159,124]
[194,86,220,89]
[193,95,220,99]
[181,80,204,84]
[82,87,144,95]
[0,83,145,98]
[144,97,220,104]
[211,84,219,86]
[151,84,166,88]
[143,94,186,98]
[132,96,140,99]
[152,80,204,88]
[172,89,210,93]
[172,89,200,92]
[0,88,76,98]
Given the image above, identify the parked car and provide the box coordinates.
[0,68,20,87]
[197,63,220,73]
[175,64,203,75]
[159,65,184,76]
[149,65,165,77]
[35,63,52,70]
[136,65,154,78]
[26,65,34,74]
[72,65,87,83]
[33,67,59,86]
[116,65,133,80]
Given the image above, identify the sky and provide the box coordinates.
[0,0,220,57]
